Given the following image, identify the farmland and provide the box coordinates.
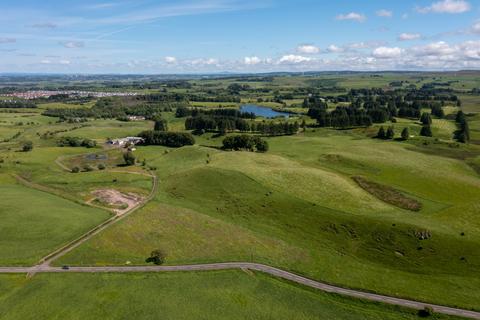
[0,71,479,318]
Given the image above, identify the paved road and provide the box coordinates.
[1,262,479,319]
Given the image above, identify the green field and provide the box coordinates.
[0,174,110,266]
[0,271,459,320]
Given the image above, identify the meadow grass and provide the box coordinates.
[0,271,460,320]
[0,174,110,266]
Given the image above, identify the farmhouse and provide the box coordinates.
[107,137,145,147]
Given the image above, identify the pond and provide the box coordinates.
[240,104,291,118]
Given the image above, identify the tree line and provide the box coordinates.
[139,131,195,147]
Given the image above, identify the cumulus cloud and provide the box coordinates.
[376,9,393,17]
[297,45,320,54]
[327,45,344,53]
[372,47,404,59]
[244,56,262,65]
[164,56,177,64]
[278,55,311,64]
[336,12,366,22]
[417,0,471,14]
[472,21,480,34]
[398,33,422,41]
[60,41,84,48]
[0,38,16,44]
[411,41,456,56]
[30,22,57,29]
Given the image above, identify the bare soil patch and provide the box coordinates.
[352,176,422,212]
[90,189,143,215]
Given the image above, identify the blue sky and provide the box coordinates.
[0,0,479,73]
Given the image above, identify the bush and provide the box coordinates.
[417,307,434,318]
[71,167,80,173]
[97,163,106,170]
[83,165,94,172]
[145,249,166,265]
[123,151,136,166]
[58,136,96,148]
[22,141,33,152]
[401,127,409,140]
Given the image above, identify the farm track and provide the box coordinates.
[5,160,480,319]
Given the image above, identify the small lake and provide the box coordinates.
[240,104,291,118]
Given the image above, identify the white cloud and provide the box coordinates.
[0,38,16,44]
[59,60,71,65]
[164,56,177,64]
[348,41,386,50]
[376,9,393,17]
[336,12,366,22]
[244,56,262,65]
[472,21,480,34]
[278,55,311,64]
[60,41,84,48]
[327,45,344,53]
[398,33,422,41]
[411,41,456,56]
[40,59,52,64]
[417,0,471,14]
[297,45,320,54]
[373,47,404,59]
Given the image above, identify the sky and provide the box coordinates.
[0,0,480,73]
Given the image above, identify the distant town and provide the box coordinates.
[4,90,138,100]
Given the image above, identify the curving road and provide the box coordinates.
[0,262,479,319]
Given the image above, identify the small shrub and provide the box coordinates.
[145,249,166,265]
[71,167,80,173]
[83,165,94,172]
[22,141,33,152]
[418,307,434,318]
[97,163,106,170]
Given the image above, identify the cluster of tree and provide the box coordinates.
[139,131,195,147]
[0,101,37,108]
[256,121,299,136]
[176,107,255,119]
[454,111,470,143]
[376,126,411,140]
[185,115,252,134]
[185,112,299,136]
[315,107,374,128]
[154,116,168,131]
[57,136,97,148]
[186,94,241,103]
[222,135,268,152]
[227,83,251,94]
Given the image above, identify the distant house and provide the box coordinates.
[127,116,146,121]
[107,137,145,147]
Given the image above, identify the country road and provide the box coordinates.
[0,262,479,319]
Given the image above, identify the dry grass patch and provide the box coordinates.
[352,176,422,212]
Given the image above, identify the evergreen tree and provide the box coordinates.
[154,117,168,131]
[376,126,386,139]
[420,125,433,137]
[420,112,432,125]
[401,127,409,140]
[386,126,395,140]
